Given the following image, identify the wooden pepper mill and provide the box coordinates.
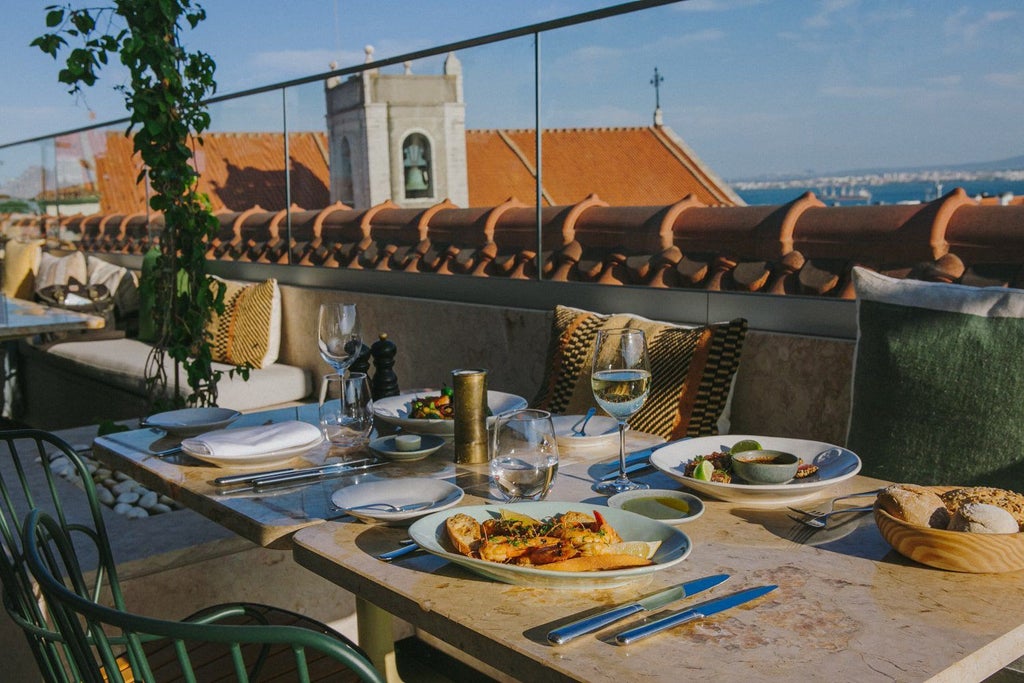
[370,333,400,400]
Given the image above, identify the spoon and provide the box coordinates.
[346,501,435,513]
[570,408,597,436]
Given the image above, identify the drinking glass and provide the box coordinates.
[318,303,361,375]
[590,328,651,494]
[319,372,374,447]
[489,409,559,502]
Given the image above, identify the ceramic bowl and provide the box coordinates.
[607,489,704,525]
[730,449,800,484]
[874,487,1024,573]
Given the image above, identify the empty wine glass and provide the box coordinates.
[319,372,374,447]
[489,409,559,502]
[318,303,361,375]
[591,328,651,494]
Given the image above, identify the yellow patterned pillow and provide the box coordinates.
[532,306,747,440]
[206,277,281,368]
[2,239,44,299]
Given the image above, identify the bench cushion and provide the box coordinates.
[847,267,1024,490]
[532,306,747,439]
[46,338,310,411]
[207,277,281,369]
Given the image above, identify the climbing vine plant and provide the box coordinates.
[34,0,229,408]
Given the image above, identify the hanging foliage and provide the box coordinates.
[34,0,235,408]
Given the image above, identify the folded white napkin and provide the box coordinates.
[181,421,322,458]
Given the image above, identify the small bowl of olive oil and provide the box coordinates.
[607,489,704,525]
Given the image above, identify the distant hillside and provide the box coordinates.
[733,154,1024,183]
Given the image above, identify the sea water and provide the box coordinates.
[737,179,1024,206]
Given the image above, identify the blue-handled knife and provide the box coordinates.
[620,437,692,467]
[615,584,777,645]
[547,574,729,645]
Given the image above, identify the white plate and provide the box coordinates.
[607,489,705,525]
[408,502,691,589]
[144,407,241,437]
[551,414,620,449]
[331,478,463,524]
[182,434,323,468]
[369,434,446,461]
[651,434,861,505]
[372,390,528,435]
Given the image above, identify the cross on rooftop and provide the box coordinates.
[650,67,664,110]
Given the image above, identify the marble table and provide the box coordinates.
[0,296,105,342]
[292,465,1024,683]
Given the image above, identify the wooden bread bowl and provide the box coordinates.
[874,486,1024,573]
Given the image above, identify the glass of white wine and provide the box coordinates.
[590,328,651,494]
[489,409,559,502]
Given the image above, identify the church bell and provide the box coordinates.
[405,166,429,191]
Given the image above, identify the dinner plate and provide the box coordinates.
[372,390,528,435]
[182,434,323,468]
[551,414,619,450]
[143,407,241,437]
[651,434,861,505]
[408,502,691,589]
[368,434,446,461]
[331,478,463,524]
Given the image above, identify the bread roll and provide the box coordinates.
[948,503,1019,534]
[877,484,950,528]
[445,513,482,555]
[940,487,1024,529]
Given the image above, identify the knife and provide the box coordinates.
[217,461,385,494]
[599,461,655,481]
[547,573,729,645]
[615,584,777,645]
[213,458,373,487]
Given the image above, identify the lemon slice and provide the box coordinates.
[730,439,762,453]
[607,540,662,559]
[693,460,715,481]
[499,508,540,526]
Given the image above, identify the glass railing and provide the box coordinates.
[2,0,938,338]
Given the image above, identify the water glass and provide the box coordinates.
[489,409,559,502]
[319,372,374,447]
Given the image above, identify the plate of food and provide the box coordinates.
[372,389,528,435]
[651,435,861,505]
[143,407,242,437]
[407,502,691,589]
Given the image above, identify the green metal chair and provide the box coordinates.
[26,508,384,682]
[0,428,122,682]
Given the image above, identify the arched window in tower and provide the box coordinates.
[339,137,354,205]
[402,133,433,199]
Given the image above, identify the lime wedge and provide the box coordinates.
[730,439,762,453]
[693,460,715,481]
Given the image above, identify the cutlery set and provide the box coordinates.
[214,459,385,494]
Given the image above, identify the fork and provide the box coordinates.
[570,408,597,436]
[787,488,885,518]
[788,505,874,529]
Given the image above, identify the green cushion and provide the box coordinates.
[137,247,161,342]
[847,267,1024,491]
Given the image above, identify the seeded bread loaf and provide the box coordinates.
[940,487,1024,530]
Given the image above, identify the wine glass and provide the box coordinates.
[319,372,374,448]
[590,328,651,494]
[489,409,559,502]
[318,303,361,375]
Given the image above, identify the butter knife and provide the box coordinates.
[599,461,655,481]
[218,461,385,494]
[616,584,777,645]
[547,573,729,644]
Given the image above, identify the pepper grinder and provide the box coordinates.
[370,333,400,400]
[452,368,488,464]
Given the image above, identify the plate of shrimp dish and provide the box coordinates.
[407,502,691,589]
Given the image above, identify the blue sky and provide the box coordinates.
[1,0,1022,179]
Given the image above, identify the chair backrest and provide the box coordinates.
[25,509,385,683]
[0,428,124,682]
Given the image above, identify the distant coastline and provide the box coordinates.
[736,176,1024,207]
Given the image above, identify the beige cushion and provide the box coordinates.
[206,277,281,369]
[46,338,310,411]
[2,239,44,299]
[533,305,747,440]
[35,251,88,292]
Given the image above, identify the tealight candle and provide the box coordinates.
[395,434,422,452]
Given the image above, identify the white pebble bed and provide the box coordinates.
[46,450,182,519]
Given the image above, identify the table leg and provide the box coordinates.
[356,596,404,683]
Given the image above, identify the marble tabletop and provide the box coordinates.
[0,296,105,342]
[292,464,1024,683]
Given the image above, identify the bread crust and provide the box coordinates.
[877,484,950,528]
[445,513,482,555]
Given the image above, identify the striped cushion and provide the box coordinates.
[206,277,281,368]
[533,306,747,439]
